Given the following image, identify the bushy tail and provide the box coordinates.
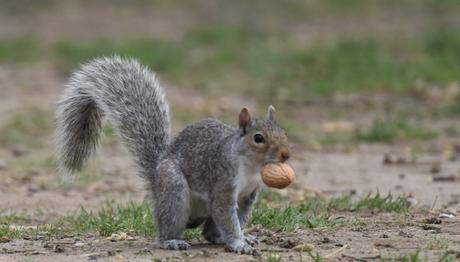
[55,56,170,181]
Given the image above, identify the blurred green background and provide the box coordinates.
[2,0,460,149]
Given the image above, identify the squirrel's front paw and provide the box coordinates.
[160,239,190,250]
[226,240,260,256]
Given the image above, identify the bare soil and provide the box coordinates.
[1,1,460,261]
[1,64,460,261]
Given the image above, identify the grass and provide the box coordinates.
[0,38,40,62]
[2,26,460,100]
[250,192,409,231]
[319,117,437,144]
[47,27,460,100]
[0,192,410,239]
[0,109,53,147]
[267,254,282,262]
[380,250,422,262]
[65,201,156,237]
[329,193,410,212]
[0,0,56,13]
[355,118,437,143]
[9,155,56,171]
[53,40,188,74]
[249,200,334,231]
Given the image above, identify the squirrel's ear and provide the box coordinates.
[266,105,276,121]
[239,107,251,136]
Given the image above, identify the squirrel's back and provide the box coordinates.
[167,118,235,158]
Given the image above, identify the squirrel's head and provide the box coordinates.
[238,106,290,165]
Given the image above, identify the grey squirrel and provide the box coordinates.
[55,56,290,255]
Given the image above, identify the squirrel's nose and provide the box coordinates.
[279,148,290,162]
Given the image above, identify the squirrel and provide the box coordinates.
[55,56,290,255]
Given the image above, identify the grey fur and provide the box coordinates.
[55,57,290,255]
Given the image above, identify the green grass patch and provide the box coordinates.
[101,125,119,145]
[329,193,410,213]
[0,0,56,13]
[0,109,53,147]
[65,201,156,237]
[0,38,40,63]
[0,213,31,225]
[250,192,409,231]
[318,117,437,145]
[380,250,422,262]
[2,25,460,100]
[250,199,334,231]
[53,40,188,74]
[0,224,56,239]
[9,155,56,171]
[355,118,437,143]
[0,192,411,240]
[45,26,460,101]
[447,92,460,114]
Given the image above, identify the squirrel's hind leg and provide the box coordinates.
[203,217,225,244]
[153,159,191,250]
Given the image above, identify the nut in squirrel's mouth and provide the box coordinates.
[260,162,295,189]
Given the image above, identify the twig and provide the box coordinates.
[259,248,291,253]
[342,254,381,261]
[323,244,348,260]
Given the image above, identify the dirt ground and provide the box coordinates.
[1,1,460,261]
[2,212,460,261]
[1,64,460,261]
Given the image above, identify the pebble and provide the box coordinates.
[11,145,27,157]
[439,213,455,219]
[54,245,65,253]
[405,196,418,207]
[292,243,314,252]
[75,242,85,247]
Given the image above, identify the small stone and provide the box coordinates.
[83,253,102,260]
[11,145,28,157]
[54,245,65,253]
[439,213,455,219]
[383,154,393,164]
[422,224,441,231]
[75,242,85,247]
[430,162,442,173]
[201,249,212,257]
[292,243,314,252]
[424,217,442,224]
[106,232,131,242]
[405,196,418,207]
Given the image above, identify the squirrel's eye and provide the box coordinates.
[254,134,265,144]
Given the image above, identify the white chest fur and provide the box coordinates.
[235,157,262,201]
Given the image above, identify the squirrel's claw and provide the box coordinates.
[244,234,258,246]
[226,239,258,255]
[160,239,191,250]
